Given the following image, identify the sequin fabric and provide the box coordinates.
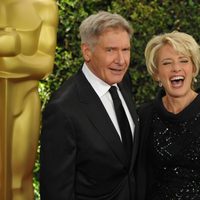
[147,94,200,200]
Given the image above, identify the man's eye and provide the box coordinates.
[123,48,130,52]
[106,48,113,52]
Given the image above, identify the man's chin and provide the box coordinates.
[108,77,124,85]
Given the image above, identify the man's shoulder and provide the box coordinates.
[47,73,80,105]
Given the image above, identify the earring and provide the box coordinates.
[193,77,197,83]
[158,81,162,87]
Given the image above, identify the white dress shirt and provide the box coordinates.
[82,63,135,141]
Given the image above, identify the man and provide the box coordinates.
[40,11,139,200]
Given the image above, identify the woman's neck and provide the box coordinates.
[162,90,198,114]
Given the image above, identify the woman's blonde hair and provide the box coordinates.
[145,31,200,78]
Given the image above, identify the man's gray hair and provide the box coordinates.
[79,11,133,47]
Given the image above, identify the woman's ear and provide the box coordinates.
[153,73,162,87]
[153,72,159,82]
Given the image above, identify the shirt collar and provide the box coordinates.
[82,63,117,97]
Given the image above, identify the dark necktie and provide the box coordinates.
[109,86,132,161]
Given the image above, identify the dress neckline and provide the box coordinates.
[153,89,200,123]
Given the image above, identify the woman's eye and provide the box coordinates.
[163,62,171,65]
[180,60,189,63]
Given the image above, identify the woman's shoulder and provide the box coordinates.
[137,88,163,118]
[137,100,154,116]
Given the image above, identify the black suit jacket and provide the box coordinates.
[136,102,154,200]
[40,69,139,200]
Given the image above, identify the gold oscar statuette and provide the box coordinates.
[0,0,58,199]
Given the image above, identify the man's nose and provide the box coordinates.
[115,51,125,65]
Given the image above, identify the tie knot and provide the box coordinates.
[109,86,119,100]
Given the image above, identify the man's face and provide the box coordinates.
[82,28,131,85]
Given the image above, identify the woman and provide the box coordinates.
[136,31,200,200]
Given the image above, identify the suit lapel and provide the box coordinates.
[76,71,128,165]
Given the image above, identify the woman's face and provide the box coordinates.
[155,44,195,98]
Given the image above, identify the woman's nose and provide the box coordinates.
[172,62,181,72]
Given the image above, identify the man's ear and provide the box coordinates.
[81,43,91,62]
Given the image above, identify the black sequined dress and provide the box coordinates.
[146,92,200,200]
